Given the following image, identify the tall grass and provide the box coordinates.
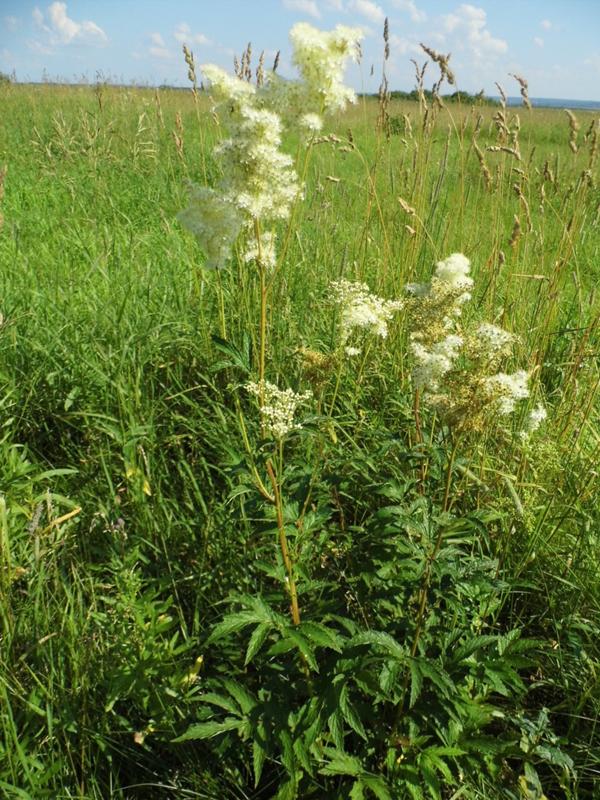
[0,54,599,798]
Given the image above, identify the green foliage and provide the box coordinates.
[0,72,599,800]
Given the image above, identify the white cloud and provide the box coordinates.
[441,4,507,59]
[391,0,427,23]
[348,0,385,23]
[173,23,211,46]
[32,7,46,27]
[4,16,18,31]
[147,33,174,60]
[541,19,552,30]
[533,36,543,48]
[325,0,345,8]
[149,46,172,59]
[349,0,385,24]
[389,33,421,56]
[584,53,600,73]
[282,0,321,18]
[32,2,106,45]
[27,38,54,55]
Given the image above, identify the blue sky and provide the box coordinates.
[1,1,599,99]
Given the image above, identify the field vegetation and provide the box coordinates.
[0,23,599,799]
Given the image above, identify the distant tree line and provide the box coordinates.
[362,88,500,106]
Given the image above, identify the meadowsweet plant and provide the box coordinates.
[246,380,312,440]
[330,278,403,355]
[405,253,535,434]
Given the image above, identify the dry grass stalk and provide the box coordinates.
[173,112,184,161]
[513,183,532,231]
[487,144,521,161]
[410,58,428,114]
[377,18,391,137]
[564,109,580,154]
[256,51,265,87]
[420,43,455,88]
[510,72,531,110]
[493,110,509,143]
[588,120,598,169]
[398,197,416,215]
[495,81,507,110]
[473,139,493,189]
[272,50,280,72]
[509,213,522,248]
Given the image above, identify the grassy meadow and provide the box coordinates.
[1,64,600,800]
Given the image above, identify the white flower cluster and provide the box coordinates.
[476,323,515,356]
[176,185,242,270]
[215,103,300,223]
[289,23,363,114]
[411,335,463,391]
[434,252,473,292]
[330,279,403,355]
[178,24,362,269]
[178,65,299,269]
[243,231,277,270]
[405,253,537,432]
[261,23,362,134]
[520,403,548,440]
[484,370,529,414]
[246,381,312,439]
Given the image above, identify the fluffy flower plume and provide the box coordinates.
[216,104,300,222]
[330,279,403,354]
[246,381,312,439]
[176,186,242,269]
[484,371,530,414]
[289,23,363,114]
[202,64,255,107]
[244,231,277,270]
[411,335,463,391]
[405,253,532,432]
[178,23,362,269]
[520,403,547,440]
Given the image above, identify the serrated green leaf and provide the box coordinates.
[409,659,423,708]
[172,717,242,742]
[352,630,406,660]
[222,679,256,715]
[300,621,344,652]
[287,630,318,672]
[361,774,393,800]
[245,622,271,665]
[199,692,240,715]
[320,749,363,777]
[206,611,259,644]
[339,684,368,740]
[328,710,345,750]
[253,729,266,788]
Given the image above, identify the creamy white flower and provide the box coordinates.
[289,23,363,114]
[244,231,277,270]
[330,279,403,346]
[300,113,323,133]
[202,64,256,107]
[520,403,547,439]
[216,104,301,223]
[345,345,361,357]
[177,185,242,269]
[246,381,312,439]
[476,323,515,355]
[411,335,463,390]
[484,370,530,414]
[434,252,473,288]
